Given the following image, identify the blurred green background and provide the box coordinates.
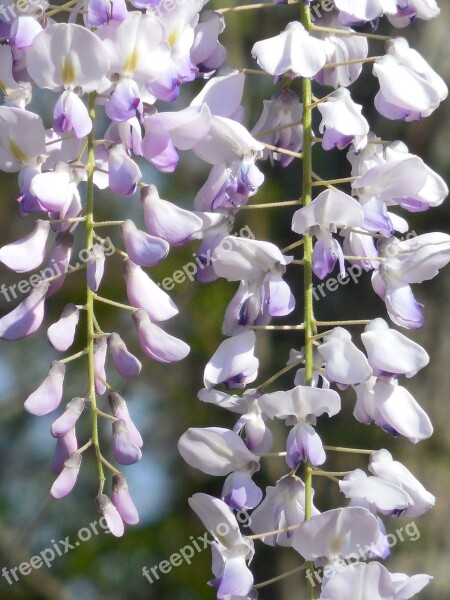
[0,1,449,599]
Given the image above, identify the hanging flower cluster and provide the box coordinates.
[176,0,449,598]
[0,0,269,536]
[0,0,447,594]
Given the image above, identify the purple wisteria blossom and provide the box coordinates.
[258,385,341,467]
[189,493,255,598]
[291,189,364,279]
[178,427,262,510]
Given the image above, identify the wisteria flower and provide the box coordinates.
[291,189,364,279]
[373,38,448,122]
[204,331,259,389]
[258,385,341,467]
[252,21,329,78]
[372,233,450,328]
[178,427,262,509]
[189,493,255,598]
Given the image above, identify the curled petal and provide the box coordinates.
[94,337,108,396]
[87,244,105,292]
[0,220,50,273]
[132,310,190,363]
[111,473,139,525]
[96,494,124,537]
[204,331,259,390]
[121,219,169,267]
[251,21,328,77]
[112,419,142,465]
[108,145,142,196]
[50,452,82,499]
[124,259,178,321]
[54,90,92,138]
[0,280,48,340]
[178,426,259,476]
[51,397,85,438]
[45,231,74,298]
[108,391,143,448]
[47,303,80,352]
[51,427,78,474]
[24,361,65,416]
[318,327,372,385]
[141,184,203,246]
[108,332,142,379]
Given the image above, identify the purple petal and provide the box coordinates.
[312,236,337,279]
[47,303,80,352]
[111,472,139,525]
[88,0,128,27]
[108,332,142,379]
[54,90,92,139]
[45,231,74,297]
[106,79,142,122]
[108,145,142,196]
[268,276,295,316]
[94,337,108,395]
[112,419,142,465]
[108,391,143,447]
[214,556,254,599]
[87,244,105,292]
[51,397,85,437]
[286,422,326,468]
[0,220,50,273]
[96,494,124,537]
[24,361,66,416]
[0,280,48,340]
[123,259,178,321]
[385,283,424,329]
[51,427,77,474]
[222,470,263,510]
[141,126,179,173]
[141,184,203,246]
[121,219,169,267]
[132,309,190,363]
[50,452,82,499]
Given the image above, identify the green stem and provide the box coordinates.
[300,3,315,598]
[86,93,105,496]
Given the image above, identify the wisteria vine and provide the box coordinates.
[0,0,448,597]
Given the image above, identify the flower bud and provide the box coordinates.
[108,332,142,380]
[108,391,143,447]
[50,452,82,499]
[121,219,169,267]
[132,309,190,363]
[47,303,80,352]
[111,473,139,525]
[51,397,85,437]
[94,336,108,395]
[0,219,50,273]
[45,231,74,298]
[24,361,66,416]
[141,184,203,246]
[112,419,142,465]
[123,259,178,322]
[87,243,105,292]
[51,427,77,474]
[0,280,49,340]
[96,493,124,537]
